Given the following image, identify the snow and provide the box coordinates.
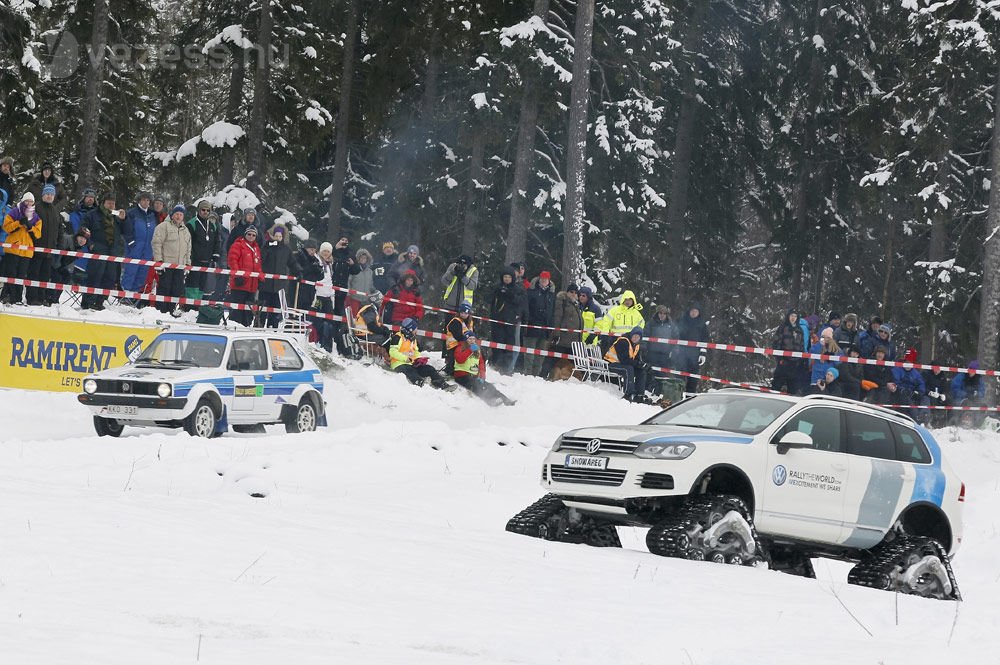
[3,310,1000,663]
[303,46,318,59]
[471,93,488,109]
[211,186,260,213]
[812,34,826,51]
[175,136,201,160]
[21,46,41,74]
[273,207,308,241]
[203,25,254,54]
[860,169,893,187]
[201,121,245,149]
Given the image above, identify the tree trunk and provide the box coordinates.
[245,0,272,198]
[920,149,951,358]
[75,0,110,198]
[462,129,486,256]
[560,0,595,287]
[218,35,247,191]
[504,0,549,265]
[663,1,708,292]
[421,25,441,121]
[977,62,1000,374]
[326,0,360,240]
[880,215,896,320]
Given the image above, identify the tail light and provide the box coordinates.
[958,482,966,503]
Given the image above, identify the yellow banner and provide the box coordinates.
[0,312,163,392]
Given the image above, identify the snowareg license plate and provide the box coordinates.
[564,455,609,470]
[105,405,138,416]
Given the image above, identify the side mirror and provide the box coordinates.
[775,430,813,455]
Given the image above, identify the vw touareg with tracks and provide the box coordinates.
[507,390,964,600]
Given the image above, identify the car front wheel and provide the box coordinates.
[285,397,318,433]
[184,398,218,438]
[94,416,124,438]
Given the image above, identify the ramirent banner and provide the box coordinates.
[0,313,163,392]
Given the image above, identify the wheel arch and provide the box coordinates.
[183,385,224,421]
[290,385,325,416]
[690,464,756,515]
[897,501,953,552]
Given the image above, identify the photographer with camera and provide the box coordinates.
[441,254,479,311]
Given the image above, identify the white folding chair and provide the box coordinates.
[570,341,593,381]
[585,344,624,391]
[277,289,311,340]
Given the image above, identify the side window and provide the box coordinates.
[891,424,932,464]
[775,407,843,453]
[845,412,896,460]
[269,339,304,370]
[227,339,269,372]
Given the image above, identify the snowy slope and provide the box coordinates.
[2,357,1000,664]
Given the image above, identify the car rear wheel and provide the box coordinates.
[184,398,218,438]
[285,397,318,433]
[93,416,124,438]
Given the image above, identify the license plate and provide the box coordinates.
[565,454,609,470]
[105,405,138,416]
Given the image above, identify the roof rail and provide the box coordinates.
[800,393,916,424]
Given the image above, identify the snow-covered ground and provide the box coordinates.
[3,336,1000,663]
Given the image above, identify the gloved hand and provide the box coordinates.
[938,392,947,402]
[470,343,480,353]
[155,266,164,275]
[453,264,464,277]
[374,266,385,276]
[235,277,246,287]
[697,353,706,367]
[414,356,429,366]
[212,253,219,261]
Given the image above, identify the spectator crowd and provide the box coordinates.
[0,158,990,414]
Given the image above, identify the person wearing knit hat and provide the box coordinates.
[226,218,263,327]
[834,312,860,355]
[121,187,160,294]
[951,359,987,426]
[225,206,265,253]
[373,240,399,293]
[258,224,296,328]
[0,189,42,304]
[26,182,63,305]
[319,241,334,255]
[170,204,185,217]
[644,304,675,390]
[816,366,844,397]
[151,200,193,316]
[603,322,651,402]
[540,280,585,380]
[522,268,556,376]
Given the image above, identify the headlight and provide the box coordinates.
[157,383,172,398]
[551,436,564,452]
[84,379,97,394]
[634,442,696,459]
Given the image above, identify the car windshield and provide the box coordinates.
[643,393,795,435]
[135,333,227,368]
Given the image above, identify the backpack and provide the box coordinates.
[197,303,226,326]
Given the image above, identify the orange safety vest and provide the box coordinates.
[604,336,639,364]
[446,315,475,350]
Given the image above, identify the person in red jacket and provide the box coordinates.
[227,226,262,326]
[382,270,424,324]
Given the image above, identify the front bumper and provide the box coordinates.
[541,451,697,515]
[78,393,188,420]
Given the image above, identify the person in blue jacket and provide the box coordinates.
[951,360,985,403]
[69,187,98,275]
[891,348,927,419]
[120,191,159,294]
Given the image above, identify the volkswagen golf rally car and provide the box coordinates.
[507,389,965,600]
[78,329,326,438]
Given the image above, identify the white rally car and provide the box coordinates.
[79,329,326,438]
[507,390,965,600]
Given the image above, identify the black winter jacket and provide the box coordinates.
[524,277,556,339]
[260,238,299,293]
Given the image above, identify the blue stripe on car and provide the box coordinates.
[911,425,946,508]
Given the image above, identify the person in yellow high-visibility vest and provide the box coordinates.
[388,318,454,390]
[578,286,602,346]
[597,289,645,339]
[441,254,479,309]
[604,326,651,402]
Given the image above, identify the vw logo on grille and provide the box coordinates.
[772,465,787,486]
[121,382,131,393]
[586,438,602,454]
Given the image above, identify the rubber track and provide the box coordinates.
[505,494,622,547]
[847,535,961,601]
[645,495,762,566]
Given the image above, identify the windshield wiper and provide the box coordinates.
[667,423,728,431]
[134,359,195,369]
